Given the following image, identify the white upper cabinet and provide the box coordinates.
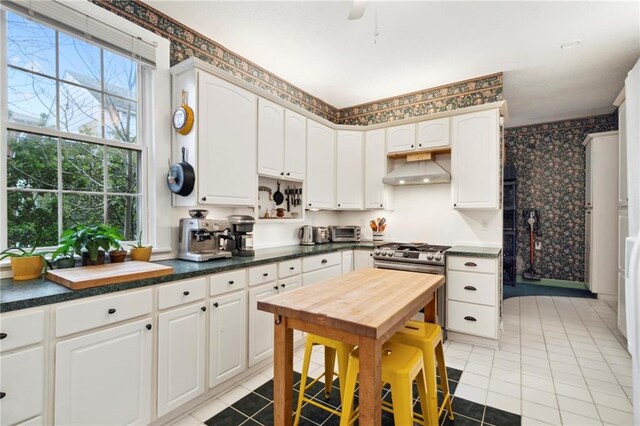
[257,99,306,181]
[306,120,336,209]
[451,109,500,210]
[417,117,450,150]
[284,109,307,181]
[336,130,364,209]
[386,123,416,153]
[197,71,257,206]
[364,129,390,209]
[257,98,285,178]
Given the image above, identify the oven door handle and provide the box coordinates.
[373,259,444,275]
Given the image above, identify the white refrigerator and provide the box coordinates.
[624,58,640,423]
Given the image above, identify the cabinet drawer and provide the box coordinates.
[302,252,341,273]
[448,256,497,274]
[447,301,497,339]
[302,265,342,287]
[249,264,278,286]
[211,269,247,296]
[447,271,497,306]
[0,308,46,353]
[278,259,302,278]
[158,278,207,310]
[56,289,153,337]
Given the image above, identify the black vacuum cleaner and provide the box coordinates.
[523,209,541,281]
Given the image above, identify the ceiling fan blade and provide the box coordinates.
[348,0,367,20]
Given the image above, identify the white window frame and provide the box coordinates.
[0,6,155,252]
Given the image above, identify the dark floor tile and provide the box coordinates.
[240,419,262,425]
[251,403,274,425]
[254,380,274,400]
[311,386,343,409]
[441,413,482,426]
[482,406,521,426]
[448,379,458,394]
[322,414,341,425]
[205,406,249,426]
[451,397,485,421]
[300,402,333,424]
[446,367,462,382]
[232,392,271,417]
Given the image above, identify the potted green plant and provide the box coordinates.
[51,241,76,269]
[108,244,127,263]
[60,224,124,266]
[0,239,51,280]
[129,231,152,262]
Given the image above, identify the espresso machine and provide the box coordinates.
[226,215,255,257]
[178,210,233,261]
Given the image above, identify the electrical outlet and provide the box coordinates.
[535,241,542,250]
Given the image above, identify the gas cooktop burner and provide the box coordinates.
[373,242,451,266]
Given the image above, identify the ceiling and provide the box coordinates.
[145,1,640,127]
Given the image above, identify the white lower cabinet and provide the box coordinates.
[353,250,373,270]
[157,303,207,417]
[0,346,45,426]
[55,318,152,425]
[210,291,247,387]
[248,283,279,367]
[341,250,353,274]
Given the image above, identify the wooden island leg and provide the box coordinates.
[424,292,436,323]
[274,315,293,426]
[358,336,382,426]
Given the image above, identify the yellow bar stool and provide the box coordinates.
[293,334,354,426]
[339,341,429,426]
[390,320,454,425]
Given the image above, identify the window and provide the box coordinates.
[3,11,144,248]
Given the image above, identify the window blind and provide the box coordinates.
[2,0,157,67]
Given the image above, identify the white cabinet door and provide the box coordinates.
[336,130,364,209]
[619,101,628,206]
[386,123,415,153]
[55,319,152,426]
[585,140,593,208]
[248,283,279,367]
[353,250,373,270]
[284,109,307,181]
[198,71,257,206]
[306,120,335,209]
[585,210,593,290]
[342,250,354,274]
[279,276,304,342]
[364,129,389,209]
[157,304,206,417]
[0,347,44,426]
[417,117,450,150]
[210,291,247,388]
[257,98,285,178]
[451,109,500,209]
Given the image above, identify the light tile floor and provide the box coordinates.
[172,296,633,426]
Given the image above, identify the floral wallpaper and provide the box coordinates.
[335,73,503,125]
[505,113,618,282]
[91,0,502,125]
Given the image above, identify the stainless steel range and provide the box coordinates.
[372,242,451,331]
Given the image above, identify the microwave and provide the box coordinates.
[330,226,361,242]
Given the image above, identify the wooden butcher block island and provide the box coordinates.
[258,267,444,426]
[46,261,174,290]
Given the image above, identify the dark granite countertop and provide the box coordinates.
[446,245,502,258]
[0,243,374,313]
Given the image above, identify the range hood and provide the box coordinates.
[382,159,450,186]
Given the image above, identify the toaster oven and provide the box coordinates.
[330,226,361,242]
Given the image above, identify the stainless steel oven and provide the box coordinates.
[372,243,449,333]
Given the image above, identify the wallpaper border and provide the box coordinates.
[90,0,503,125]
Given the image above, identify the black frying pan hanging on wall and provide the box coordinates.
[167,147,195,196]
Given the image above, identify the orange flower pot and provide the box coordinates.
[130,247,152,262]
[11,256,44,281]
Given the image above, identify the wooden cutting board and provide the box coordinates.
[46,261,174,290]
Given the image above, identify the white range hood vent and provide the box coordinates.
[382,159,450,186]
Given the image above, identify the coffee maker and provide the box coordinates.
[178,210,233,261]
[226,215,255,257]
